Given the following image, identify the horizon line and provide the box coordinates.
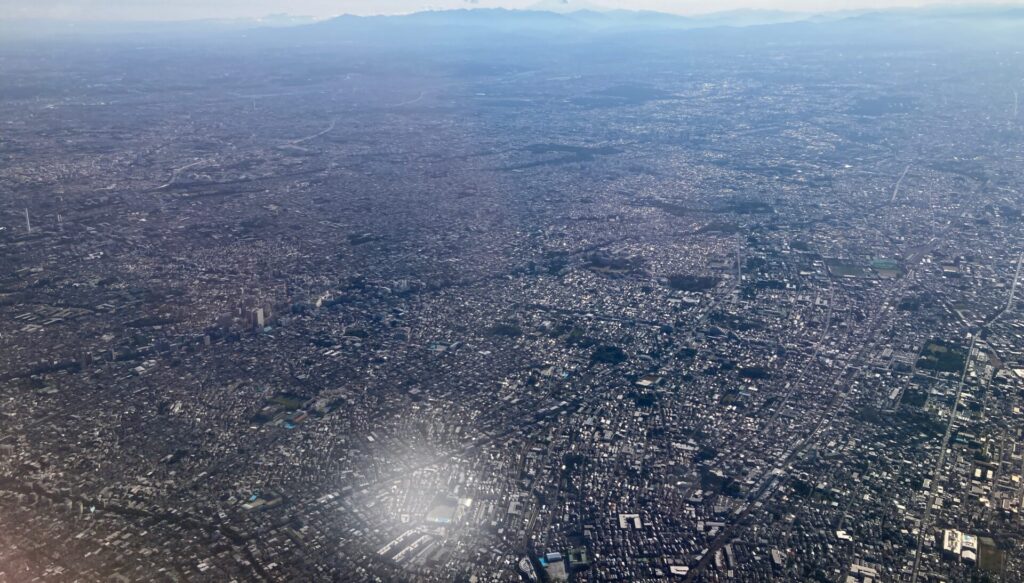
[2,1,1022,24]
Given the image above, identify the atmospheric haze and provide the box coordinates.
[2,0,1024,20]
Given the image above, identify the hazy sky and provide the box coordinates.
[2,0,1022,20]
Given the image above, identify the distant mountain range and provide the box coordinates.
[271,4,1024,48]
[300,4,1024,31]
[4,4,1024,45]
[301,7,826,34]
